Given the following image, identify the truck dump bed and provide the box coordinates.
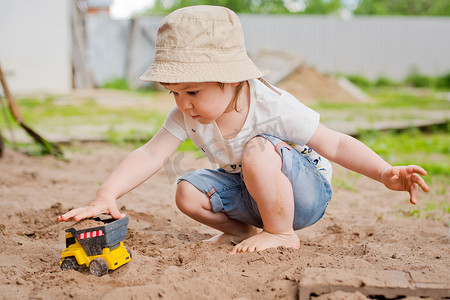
[66,216,129,256]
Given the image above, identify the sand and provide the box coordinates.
[278,66,367,104]
[0,143,448,299]
[71,218,106,230]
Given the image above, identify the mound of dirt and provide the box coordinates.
[277,65,367,104]
[251,49,367,104]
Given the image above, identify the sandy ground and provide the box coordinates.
[0,143,448,299]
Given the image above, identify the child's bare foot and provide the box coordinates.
[230,230,300,254]
[203,226,259,245]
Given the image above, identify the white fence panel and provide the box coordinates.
[241,15,450,80]
[85,15,450,87]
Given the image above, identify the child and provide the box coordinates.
[58,5,429,254]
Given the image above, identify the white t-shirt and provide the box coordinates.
[163,78,332,182]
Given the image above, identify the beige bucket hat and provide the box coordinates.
[140,5,264,83]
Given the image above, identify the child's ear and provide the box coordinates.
[230,82,241,87]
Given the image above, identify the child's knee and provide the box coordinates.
[242,137,281,173]
[175,180,209,214]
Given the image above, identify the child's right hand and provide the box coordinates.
[57,188,126,222]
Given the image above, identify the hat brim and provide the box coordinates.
[140,59,265,83]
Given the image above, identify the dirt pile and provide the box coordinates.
[251,49,368,104]
[277,65,368,104]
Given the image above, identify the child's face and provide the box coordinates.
[164,82,237,124]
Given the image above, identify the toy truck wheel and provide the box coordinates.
[89,257,109,277]
[125,246,132,259]
[61,257,79,271]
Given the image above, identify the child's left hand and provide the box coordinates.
[380,165,430,204]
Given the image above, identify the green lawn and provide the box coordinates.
[1,87,449,175]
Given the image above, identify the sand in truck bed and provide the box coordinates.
[71,218,105,231]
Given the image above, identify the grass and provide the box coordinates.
[101,78,130,90]
[18,98,165,127]
[312,86,450,128]
[358,126,450,176]
[357,124,449,221]
[0,94,166,150]
[313,86,450,111]
[332,172,361,191]
[397,197,449,221]
[1,86,448,156]
[346,72,450,90]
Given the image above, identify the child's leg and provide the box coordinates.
[231,136,300,254]
[176,180,258,244]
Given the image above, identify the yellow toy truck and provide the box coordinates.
[60,216,132,276]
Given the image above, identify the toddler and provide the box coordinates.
[58,6,429,254]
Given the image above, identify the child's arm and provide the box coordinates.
[57,127,183,222]
[307,123,430,204]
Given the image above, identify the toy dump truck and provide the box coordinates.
[60,216,132,276]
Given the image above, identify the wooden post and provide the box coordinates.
[72,0,94,88]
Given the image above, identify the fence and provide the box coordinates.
[86,14,450,88]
